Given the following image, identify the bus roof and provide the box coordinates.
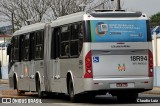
[13,10,148,36]
[86,11,148,20]
[13,22,46,36]
[50,12,85,28]
[90,11,143,18]
[50,10,148,28]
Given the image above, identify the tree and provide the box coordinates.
[0,0,115,30]
[150,12,160,27]
[0,0,51,28]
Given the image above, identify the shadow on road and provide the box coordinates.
[25,93,144,104]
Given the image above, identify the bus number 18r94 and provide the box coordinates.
[130,56,147,61]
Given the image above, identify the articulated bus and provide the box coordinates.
[8,10,153,102]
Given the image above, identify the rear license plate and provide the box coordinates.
[110,83,134,88]
[116,83,128,87]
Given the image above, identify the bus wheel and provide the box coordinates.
[36,78,44,98]
[68,78,77,102]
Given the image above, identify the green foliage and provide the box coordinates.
[150,12,160,27]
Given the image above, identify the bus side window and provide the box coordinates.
[29,32,35,60]
[35,30,44,60]
[60,25,70,57]
[70,23,79,57]
[58,22,83,58]
[51,29,54,59]
[13,36,19,62]
[19,35,25,61]
[51,28,60,59]
[24,34,30,61]
[79,23,84,55]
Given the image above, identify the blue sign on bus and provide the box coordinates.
[90,20,147,42]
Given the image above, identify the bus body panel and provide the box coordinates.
[91,42,149,78]
[77,42,153,95]
[83,77,153,92]
[28,61,36,91]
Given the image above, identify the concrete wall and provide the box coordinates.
[0,48,8,66]
[0,47,9,79]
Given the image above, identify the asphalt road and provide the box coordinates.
[0,84,160,106]
[1,94,160,106]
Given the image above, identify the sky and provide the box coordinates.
[0,0,160,27]
[122,0,160,16]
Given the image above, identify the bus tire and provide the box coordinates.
[36,78,44,98]
[68,78,77,102]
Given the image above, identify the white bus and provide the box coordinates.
[8,10,153,102]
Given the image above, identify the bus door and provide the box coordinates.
[19,35,30,91]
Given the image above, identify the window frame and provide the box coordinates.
[23,34,30,61]
[35,30,44,60]
[12,36,19,62]
[29,32,36,61]
[50,21,84,59]
[70,22,81,58]
[60,24,71,58]
[51,27,60,59]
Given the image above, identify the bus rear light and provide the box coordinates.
[86,63,91,68]
[84,51,93,78]
[148,50,153,77]
[86,57,91,62]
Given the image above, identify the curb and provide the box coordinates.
[0,79,9,84]
[142,87,160,95]
[142,92,160,95]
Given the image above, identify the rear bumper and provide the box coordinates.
[83,77,153,92]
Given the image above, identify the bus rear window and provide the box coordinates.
[89,20,150,42]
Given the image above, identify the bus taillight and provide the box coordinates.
[84,51,93,78]
[148,50,153,77]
